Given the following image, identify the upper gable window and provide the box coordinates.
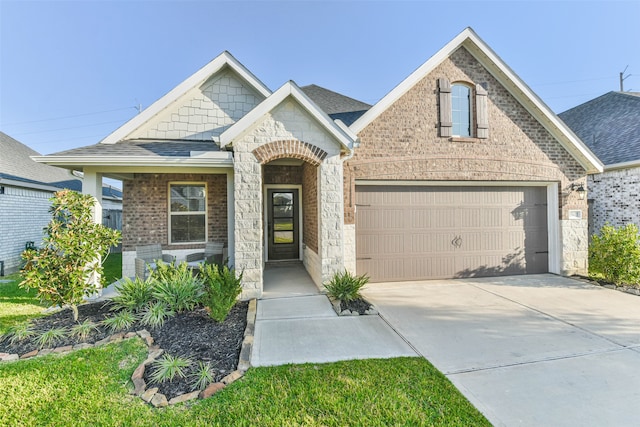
[451,84,472,137]
[438,78,489,139]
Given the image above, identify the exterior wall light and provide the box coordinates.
[571,183,586,200]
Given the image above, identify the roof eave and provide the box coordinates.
[603,159,640,171]
[31,154,234,169]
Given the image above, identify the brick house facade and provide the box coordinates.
[37,28,602,297]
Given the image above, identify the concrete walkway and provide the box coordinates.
[363,274,640,427]
[251,264,417,367]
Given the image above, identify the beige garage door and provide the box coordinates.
[356,186,548,282]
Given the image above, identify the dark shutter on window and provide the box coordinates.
[475,84,489,139]
[438,78,452,137]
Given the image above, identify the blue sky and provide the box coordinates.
[1,0,639,157]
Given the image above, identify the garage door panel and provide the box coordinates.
[356,185,548,282]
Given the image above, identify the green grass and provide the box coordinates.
[103,252,122,285]
[0,342,489,426]
[0,274,45,335]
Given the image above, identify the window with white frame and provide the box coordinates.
[169,183,207,244]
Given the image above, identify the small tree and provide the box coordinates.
[21,190,121,321]
[589,223,640,285]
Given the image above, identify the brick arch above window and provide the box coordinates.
[252,140,328,166]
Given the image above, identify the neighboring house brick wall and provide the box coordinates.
[588,167,640,235]
[347,46,588,275]
[130,69,263,141]
[0,186,53,274]
[122,173,228,252]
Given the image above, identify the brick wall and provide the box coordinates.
[122,173,227,252]
[302,162,318,252]
[345,46,587,224]
[263,165,303,185]
[589,167,640,236]
[0,186,54,274]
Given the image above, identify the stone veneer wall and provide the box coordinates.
[129,69,264,141]
[121,173,227,277]
[234,100,345,297]
[588,167,640,236]
[346,46,589,275]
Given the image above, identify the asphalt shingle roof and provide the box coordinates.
[0,132,121,198]
[301,84,371,126]
[559,92,640,165]
[49,140,221,157]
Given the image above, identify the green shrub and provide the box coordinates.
[140,302,175,329]
[150,354,192,384]
[150,262,204,313]
[7,322,36,344]
[200,264,243,322]
[590,223,640,285]
[20,190,121,321]
[70,319,99,340]
[35,327,68,349]
[324,270,369,302]
[110,277,154,313]
[101,310,138,333]
[190,361,214,391]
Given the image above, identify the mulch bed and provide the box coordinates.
[0,300,248,400]
[340,298,372,315]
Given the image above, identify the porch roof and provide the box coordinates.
[32,140,233,171]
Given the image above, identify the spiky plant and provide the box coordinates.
[140,301,175,329]
[150,354,192,384]
[35,327,68,349]
[101,310,137,333]
[190,361,214,391]
[110,277,154,312]
[70,319,99,340]
[7,322,36,344]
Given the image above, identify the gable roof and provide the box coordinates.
[220,81,357,152]
[350,27,603,174]
[301,84,371,126]
[100,51,271,145]
[0,132,122,199]
[559,92,640,169]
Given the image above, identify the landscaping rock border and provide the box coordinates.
[0,299,258,408]
[130,298,257,407]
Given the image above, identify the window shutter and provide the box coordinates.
[475,84,489,139]
[438,78,452,137]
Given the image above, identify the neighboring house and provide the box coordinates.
[35,28,602,298]
[0,132,122,275]
[559,92,640,236]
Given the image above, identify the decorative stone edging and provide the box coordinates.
[327,296,379,316]
[0,299,258,409]
[131,298,257,407]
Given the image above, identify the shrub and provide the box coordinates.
[590,223,640,285]
[7,322,36,344]
[20,190,121,321]
[324,270,369,302]
[200,264,243,322]
[150,354,192,384]
[190,361,214,391]
[70,319,99,340]
[151,262,204,313]
[35,327,68,349]
[140,302,175,329]
[111,277,154,313]
[101,310,137,333]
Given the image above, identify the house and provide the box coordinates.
[558,92,640,236]
[0,132,122,275]
[35,28,602,298]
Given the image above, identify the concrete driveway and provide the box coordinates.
[363,274,640,427]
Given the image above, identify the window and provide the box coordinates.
[451,84,472,137]
[438,78,489,139]
[169,183,207,244]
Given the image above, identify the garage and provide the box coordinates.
[355,185,549,282]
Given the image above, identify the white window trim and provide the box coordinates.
[168,181,208,245]
[451,82,474,137]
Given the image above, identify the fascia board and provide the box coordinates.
[220,81,355,151]
[350,29,471,134]
[460,33,604,174]
[100,52,271,145]
[0,177,64,193]
[603,160,640,171]
[31,154,233,169]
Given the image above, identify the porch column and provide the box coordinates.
[318,156,345,284]
[82,169,103,225]
[82,168,103,292]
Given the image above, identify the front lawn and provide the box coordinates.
[0,340,489,426]
[0,274,44,335]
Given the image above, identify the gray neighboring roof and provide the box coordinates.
[49,140,222,157]
[301,84,371,126]
[559,92,640,165]
[0,132,122,199]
